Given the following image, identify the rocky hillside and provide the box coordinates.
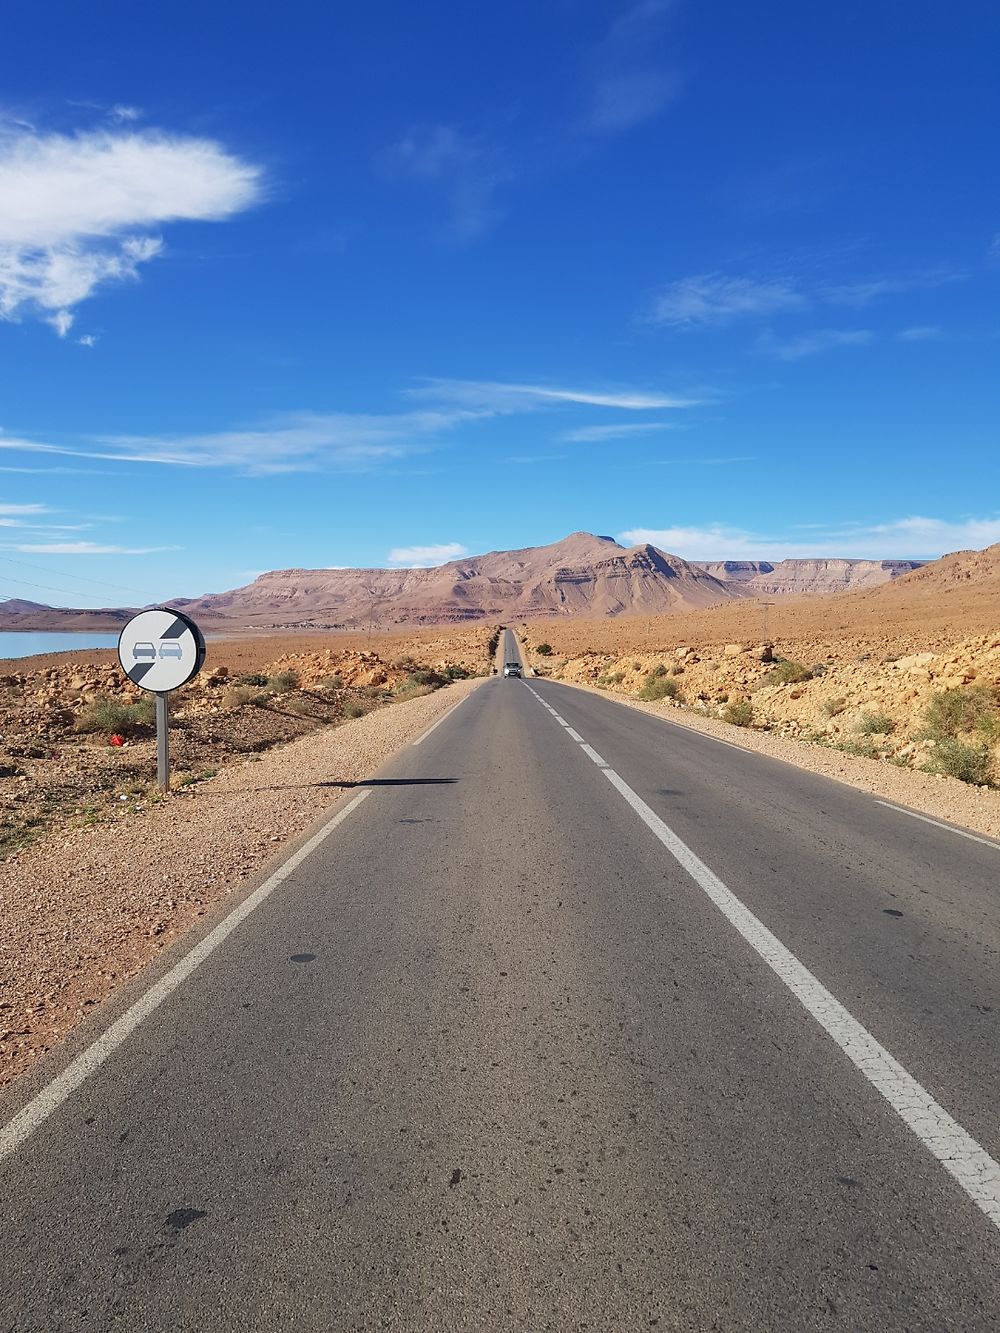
[0,532,972,634]
[696,558,923,595]
[169,532,741,627]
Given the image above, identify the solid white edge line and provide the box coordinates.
[527,683,1000,1232]
[0,788,372,1164]
[875,801,1000,851]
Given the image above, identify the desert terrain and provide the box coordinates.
[519,541,1000,795]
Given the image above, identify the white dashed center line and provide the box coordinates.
[525,682,1000,1232]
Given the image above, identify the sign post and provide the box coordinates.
[116,609,206,792]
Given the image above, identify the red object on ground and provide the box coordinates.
[109,734,124,747]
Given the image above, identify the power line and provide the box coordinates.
[0,554,148,599]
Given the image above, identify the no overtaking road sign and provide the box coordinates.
[117,609,206,693]
[117,608,206,791]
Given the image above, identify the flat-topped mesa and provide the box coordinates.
[698,557,925,596]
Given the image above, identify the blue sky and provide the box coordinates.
[0,0,998,607]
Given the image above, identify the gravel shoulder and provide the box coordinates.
[0,677,482,1090]
[557,677,1000,841]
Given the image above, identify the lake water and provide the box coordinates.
[0,632,121,661]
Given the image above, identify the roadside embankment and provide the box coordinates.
[521,627,1000,841]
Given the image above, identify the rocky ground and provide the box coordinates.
[519,622,1000,834]
[0,625,494,860]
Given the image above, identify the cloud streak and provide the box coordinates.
[585,1,680,134]
[650,274,806,327]
[560,421,676,442]
[756,327,873,360]
[649,268,964,331]
[0,375,705,476]
[3,541,179,555]
[387,541,469,567]
[376,124,510,242]
[619,514,1000,560]
[413,378,700,411]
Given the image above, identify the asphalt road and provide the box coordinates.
[2,627,998,1330]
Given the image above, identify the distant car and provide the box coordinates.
[133,642,156,660]
[158,642,183,659]
[503,662,522,678]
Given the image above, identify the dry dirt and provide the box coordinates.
[518,590,1000,839]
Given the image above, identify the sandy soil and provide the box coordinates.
[0,676,483,1090]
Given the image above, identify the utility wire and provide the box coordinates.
[0,555,148,599]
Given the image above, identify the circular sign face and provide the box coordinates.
[117,608,206,693]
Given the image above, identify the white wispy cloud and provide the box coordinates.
[756,327,874,360]
[821,270,961,307]
[5,541,179,555]
[0,502,51,516]
[560,421,676,442]
[585,1,680,133]
[0,376,705,477]
[650,274,806,327]
[649,268,963,332]
[376,124,510,242]
[0,125,263,334]
[387,542,469,567]
[897,324,943,342]
[619,514,1000,560]
[413,378,699,411]
[0,408,482,476]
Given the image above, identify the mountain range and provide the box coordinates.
[0,532,937,632]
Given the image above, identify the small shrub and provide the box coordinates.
[920,685,1000,744]
[535,643,553,656]
[267,669,299,694]
[722,698,753,727]
[759,660,813,688]
[856,710,896,736]
[638,674,682,702]
[343,700,366,719]
[361,684,391,700]
[318,674,343,691]
[223,685,259,708]
[632,660,642,671]
[671,665,685,676]
[811,662,829,677]
[651,663,669,678]
[237,672,268,687]
[834,737,882,760]
[922,739,994,786]
[77,695,156,736]
[822,697,847,717]
[442,664,471,680]
[609,671,625,684]
[286,696,314,716]
[396,682,435,700]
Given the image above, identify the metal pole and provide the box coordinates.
[156,691,170,792]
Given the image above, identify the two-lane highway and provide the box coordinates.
[2,631,998,1330]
